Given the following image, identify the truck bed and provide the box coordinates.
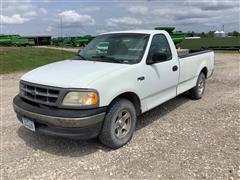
[177,50,214,95]
[178,49,213,58]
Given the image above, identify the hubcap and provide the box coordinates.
[198,77,205,95]
[114,110,132,139]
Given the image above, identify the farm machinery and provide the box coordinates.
[52,36,94,47]
[155,27,192,44]
[155,27,240,50]
[0,35,35,46]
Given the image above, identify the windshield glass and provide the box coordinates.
[78,33,149,64]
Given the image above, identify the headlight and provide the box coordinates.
[62,91,99,107]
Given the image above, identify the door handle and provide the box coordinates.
[172,65,178,72]
[137,76,145,81]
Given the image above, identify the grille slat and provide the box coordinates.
[20,81,60,106]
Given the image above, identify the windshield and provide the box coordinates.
[78,33,149,64]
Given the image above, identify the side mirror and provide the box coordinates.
[147,52,167,65]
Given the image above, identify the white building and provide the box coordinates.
[214,31,226,37]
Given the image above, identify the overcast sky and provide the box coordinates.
[1,0,239,36]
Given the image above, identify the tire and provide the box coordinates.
[189,72,206,100]
[99,99,136,149]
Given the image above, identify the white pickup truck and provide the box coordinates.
[13,30,214,149]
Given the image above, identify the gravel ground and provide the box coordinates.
[0,53,240,180]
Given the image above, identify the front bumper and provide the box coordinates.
[13,95,106,139]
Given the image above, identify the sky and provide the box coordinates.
[1,0,239,37]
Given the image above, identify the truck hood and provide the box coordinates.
[21,60,128,88]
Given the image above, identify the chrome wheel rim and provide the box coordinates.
[114,110,132,139]
[198,77,205,95]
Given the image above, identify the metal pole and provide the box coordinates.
[60,17,63,56]
[60,17,63,39]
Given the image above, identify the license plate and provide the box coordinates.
[22,117,35,131]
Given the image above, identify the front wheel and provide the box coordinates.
[189,72,206,99]
[99,99,136,149]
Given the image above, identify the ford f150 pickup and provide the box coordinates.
[13,30,214,149]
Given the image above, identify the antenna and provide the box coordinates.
[222,25,225,32]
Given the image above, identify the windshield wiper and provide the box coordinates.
[72,54,86,60]
[77,54,86,60]
[91,55,123,63]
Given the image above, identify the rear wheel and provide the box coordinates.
[99,99,136,149]
[189,72,206,99]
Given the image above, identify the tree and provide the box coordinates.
[201,32,206,37]
[206,31,215,37]
[232,31,239,36]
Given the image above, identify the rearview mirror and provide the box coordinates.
[147,52,167,65]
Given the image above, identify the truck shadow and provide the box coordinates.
[136,94,189,130]
[17,94,190,157]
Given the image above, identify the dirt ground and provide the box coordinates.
[0,53,239,180]
[33,46,80,52]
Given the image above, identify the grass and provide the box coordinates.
[0,47,76,74]
[180,37,240,50]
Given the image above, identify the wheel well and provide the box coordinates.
[110,92,141,115]
[201,67,208,78]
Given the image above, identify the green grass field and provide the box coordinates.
[181,37,240,50]
[0,47,76,74]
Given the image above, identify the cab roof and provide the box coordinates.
[100,30,166,35]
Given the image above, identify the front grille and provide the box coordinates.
[20,81,61,106]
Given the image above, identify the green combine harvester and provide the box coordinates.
[52,35,94,47]
[52,37,72,47]
[0,34,35,46]
[52,37,63,46]
[0,35,13,46]
[155,27,192,44]
[72,36,94,47]
[11,37,35,46]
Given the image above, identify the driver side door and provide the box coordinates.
[141,34,179,111]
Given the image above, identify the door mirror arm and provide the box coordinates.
[147,52,167,65]
[146,59,155,65]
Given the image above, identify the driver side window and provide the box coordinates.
[147,34,172,62]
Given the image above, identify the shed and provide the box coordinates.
[23,35,52,45]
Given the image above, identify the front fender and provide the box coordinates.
[86,64,143,107]
[105,88,141,106]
